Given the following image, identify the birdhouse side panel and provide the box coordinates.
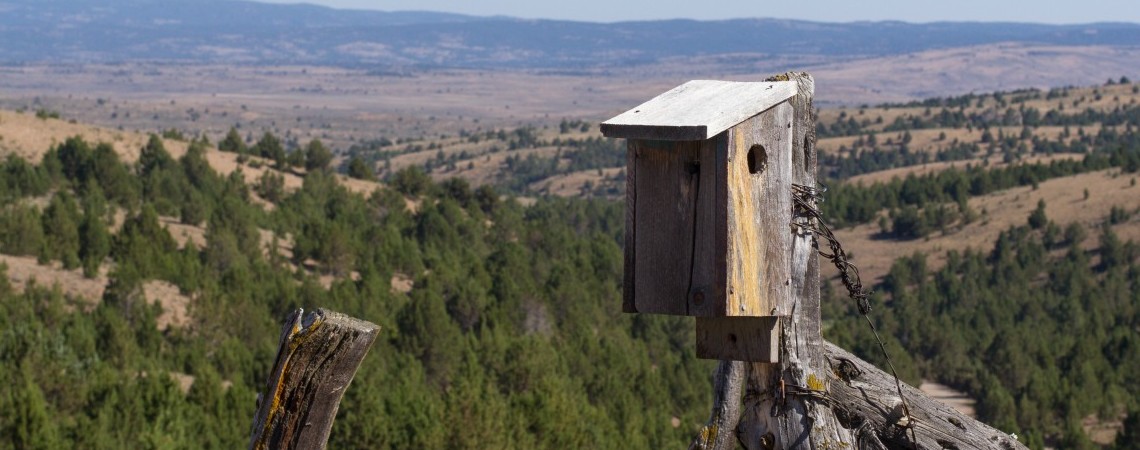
[724,102,794,317]
[627,138,721,316]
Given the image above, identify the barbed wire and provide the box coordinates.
[791,183,918,448]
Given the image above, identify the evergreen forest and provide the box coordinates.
[1,79,1139,449]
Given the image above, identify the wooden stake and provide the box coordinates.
[248,308,380,450]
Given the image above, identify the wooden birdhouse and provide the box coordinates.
[601,80,799,362]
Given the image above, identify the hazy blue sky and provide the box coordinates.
[254,0,1140,23]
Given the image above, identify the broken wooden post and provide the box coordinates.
[601,80,799,362]
[248,308,380,450]
[604,73,1028,449]
[736,73,1026,450]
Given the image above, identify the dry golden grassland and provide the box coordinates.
[814,81,1140,283]
[0,108,391,325]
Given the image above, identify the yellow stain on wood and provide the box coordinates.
[253,313,326,450]
[729,130,760,315]
[694,423,718,449]
[806,373,826,391]
[811,426,851,450]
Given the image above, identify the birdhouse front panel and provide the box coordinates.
[722,102,794,318]
[602,80,797,320]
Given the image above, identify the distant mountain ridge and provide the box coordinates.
[1,0,1138,68]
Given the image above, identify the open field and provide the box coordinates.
[1,42,1138,150]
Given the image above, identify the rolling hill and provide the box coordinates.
[1,0,1138,68]
[1,63,1139,445]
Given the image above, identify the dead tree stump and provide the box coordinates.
[248,308,380,450]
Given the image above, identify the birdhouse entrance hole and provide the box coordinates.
[747,144,767,175]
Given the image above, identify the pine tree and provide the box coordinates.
[304,138,333,171]
[138,134,174,177]
[253,132,286,169]
[79,183,112,277]
[219,127,246,154]
[41,191,82,269]
[1027,199,1047,229]
[346,156,375,181]
[1116,410,1140,450]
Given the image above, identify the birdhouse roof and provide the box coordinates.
[600,80,796,141]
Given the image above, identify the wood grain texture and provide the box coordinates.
[630,138,718,316]
[688,136,724,317]
[724,103,793,317]
[623,142,637,313]
[696,73,1029,450]
[695,317,779,362]
[822,341,1028,450]
[248,308,380,450]
[737,71,857,450]
[601,80,797,141]
[689,360,746,450]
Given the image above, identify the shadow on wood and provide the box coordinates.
[248,308,380,450]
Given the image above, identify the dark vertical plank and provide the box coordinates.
[248,309,380,450]
[631,139,707,316]
[714,131,730,317]
[623,140,637,313]
[687,134,724,317]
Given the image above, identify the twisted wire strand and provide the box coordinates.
[791,183,918,448]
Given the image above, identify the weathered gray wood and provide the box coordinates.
[601,80,797,141]
[630,139,715,316]
[696,317,779,362]
[698,337,1030,450]
[690,360,745,450]
[736,71,851,450]
[689,137,722,317]
[248,308,381,450]
[723,102,793,317]
[624,102,793,320]
[822,341,1027,450]
[693,72,1029,450]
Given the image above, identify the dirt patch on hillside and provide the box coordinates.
[0,254,105,306]
[530,167,623,197]
[1083,413,1123,445]
[142,280,190,331]
[162,216,207,249]
[918,380,976,418]
[390,272,414,294]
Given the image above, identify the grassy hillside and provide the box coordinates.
[0,77,1138,448]
[0,112,722,448]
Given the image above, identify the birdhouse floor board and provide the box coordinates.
[695,316,780,362]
